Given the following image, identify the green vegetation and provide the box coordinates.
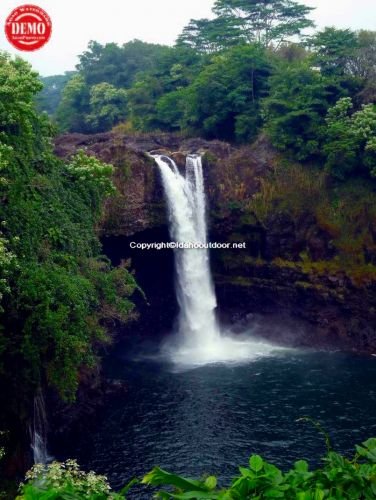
[36,72,76,117]
[54,40,174,133]
[1,0,376,493]
[17,437,376,499]
[165,44,271,141]
[43,3,376,184]
[178,0,314,50]
[17,460,135,499]
[45,2,315,138]
[262,27,376,174]
[0,52,137,476]
[324,98,376,179]
[248,159,376,268]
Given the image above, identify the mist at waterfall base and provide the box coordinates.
[153,154,284,367]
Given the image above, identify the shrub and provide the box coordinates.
[323,98,376,179]
[143,437,376,499]
[17,460,134,499]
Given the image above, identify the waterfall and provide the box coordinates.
[154,155,219,349]
[153,154,281,366]
[31,389,50,464]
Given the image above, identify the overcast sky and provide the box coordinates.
[0,0,374,76]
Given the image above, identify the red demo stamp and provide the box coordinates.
[5,4,52,51]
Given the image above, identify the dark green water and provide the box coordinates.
[55,342,376,498]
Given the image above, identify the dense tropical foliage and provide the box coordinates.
[17,437,376,499]
[0,52,137,485]
[42,2,376,182]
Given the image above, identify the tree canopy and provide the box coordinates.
[213,0,315,47]
[37,5,376,183]
[176,17,245,53]
[177,0,315,52]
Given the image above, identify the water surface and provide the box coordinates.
[55,343,376,497]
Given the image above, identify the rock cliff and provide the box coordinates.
[55,132,376,353]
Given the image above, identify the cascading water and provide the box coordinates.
[154,154,283,366]
[30,389,50,464]
[154,155,219,348]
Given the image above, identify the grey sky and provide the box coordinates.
[0,0,374,76]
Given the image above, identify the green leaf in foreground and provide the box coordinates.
[250,454,264,472]
[142,467,211,492]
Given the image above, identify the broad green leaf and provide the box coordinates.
[313,489,325,500]
[363,438,376,451]
[295,460,309,473]
[239,466,253,478]
[142,467,209,492]
[250,455,263,473]
[204,476,217,490]
[264,463,283,482]
[119,477,139,495]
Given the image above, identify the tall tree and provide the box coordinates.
[213,0,315,47]
[308,27,358,76]
[126,47,203,131]
[351,31,376,103]
[77,40,170,88]
[36,72,76,116]
[350,30,376,80]
[55,74,90,132]
[176,17,244,53]
[86,82,128,132]
[178,44,271,141]
[263,61,347,160]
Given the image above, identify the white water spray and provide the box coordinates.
[154,155,218,347]
[154,154,283,366]
[31,389,50,464]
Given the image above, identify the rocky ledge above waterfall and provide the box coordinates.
[55,131,376,353]
[54,131,272,236]
[55,131,233,159]
[55,132,231,236]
